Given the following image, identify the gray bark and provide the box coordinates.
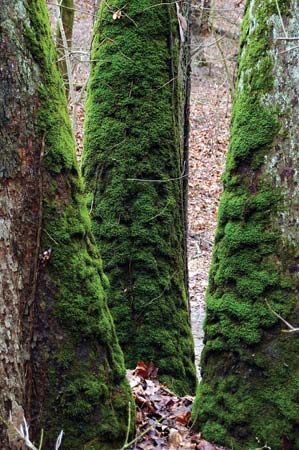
[0,2,42,447]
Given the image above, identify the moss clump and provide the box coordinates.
[193,1,299,449]
[82,0,196,395]
[24,1,133,448]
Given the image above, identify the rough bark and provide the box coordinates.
[0,1,44,447]
[83,0,196,395]
[0,1,132,449]
[193,1,299,449]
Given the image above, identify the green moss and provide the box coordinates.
[24,1,133,448]
[193,1,299,449]
[82,0,196,395]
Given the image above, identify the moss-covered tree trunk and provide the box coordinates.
[83,0,196,395]
[193,1,299,449]
[56,0,74,95]
[0,1,132,449]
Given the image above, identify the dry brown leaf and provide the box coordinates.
[133,361,159,379]
[175,411,191,425]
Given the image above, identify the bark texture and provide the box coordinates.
[83,0,196,395]
[0,1,132,449]
[0,1,44,447]
[193,1,299,449]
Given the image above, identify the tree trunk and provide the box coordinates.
[56,0,74,95]
[83,0,196,395]
[191,0,211,68]
[0,1,132,449]
[193,1,299,449]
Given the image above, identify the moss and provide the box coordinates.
[24,1,133,448]
[82,0,196,395]
[193,1,299,449]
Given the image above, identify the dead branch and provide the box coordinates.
[56,0,75,115]
[275,0,288,38]
[266,300,299,333]
[127,162,187,183]
[276,36,299,41]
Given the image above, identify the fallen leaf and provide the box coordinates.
[169,428,182,449]
[175,411,191,425]
[134,361,159,379]
[134,361,148,378]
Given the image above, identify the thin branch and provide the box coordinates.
[276,36,299,41]
[279,45,299,55]
[44,229,60,246]
[156,76,177,90]
[144,199,171,223]
[191,35,226,57]
[266,300,299,333]
[127,162,187,183]
[119,402,132,450]
[275,0,288,38]
[56,0,75,116]
[119,416,165,450]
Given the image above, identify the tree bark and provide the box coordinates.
[83,0,196,395]
[0,1,132,448]
[193,1,299,449]
[0,1,44,446]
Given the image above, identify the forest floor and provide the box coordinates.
[188,69,230,377]
[188,0,244,375]
[47,1,243,448]
[126,364,229,450]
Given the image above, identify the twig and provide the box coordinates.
[44,229,60,246]
[266,300,299,333]
[119,416,165,449]
[156,76,177,90]
[191,35,226,57]
[275,0,288,39]
[38,429,44,450]
[119,402,132,450]
[144,199,171,222]
[276,36,299,41]
[56,0,75,124]
[279,45,299,54]
[127,162,187,183]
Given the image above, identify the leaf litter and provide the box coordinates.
[126,363,230,450]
